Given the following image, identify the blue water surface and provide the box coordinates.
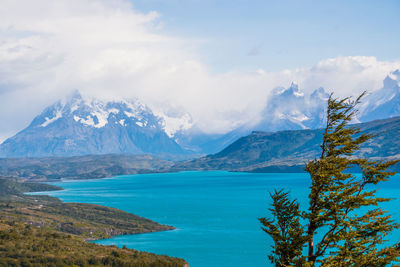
[34,171,400,267]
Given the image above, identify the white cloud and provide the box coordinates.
[0,0,399,143]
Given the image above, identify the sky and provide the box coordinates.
[129,0,400,72]
[0,0,399,142]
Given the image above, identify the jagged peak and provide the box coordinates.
[273,82,304,97]
[58,92,147,116]
[289,82,299,91]
[272,86,286,95]
[284,82,304,97]
[69,89,83,100]
[311,87,329,100]
[30,90,194,137]
[382,74,400,91]
[33,91,151,129]
[383,69,400,88]
[60,89,83,105]
[389,69,400,80]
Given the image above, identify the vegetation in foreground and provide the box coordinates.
[0,178,187,266]
[0,219,185,267]
[260,93,400,266]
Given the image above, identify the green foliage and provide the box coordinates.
[0,178,61,198]
[0,179,186,266]
[260,93,400,266]
[0,220,186,267]
[0,179,173,239]
[259,190,307,266]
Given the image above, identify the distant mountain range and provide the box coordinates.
[196,69,400,153]
[0,70,399,158]
[171,116,400,172]
[252,69,400,132]
[1,117,399,180]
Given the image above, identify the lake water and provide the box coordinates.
[37,171,400,267]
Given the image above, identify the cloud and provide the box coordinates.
[0,0,399,142]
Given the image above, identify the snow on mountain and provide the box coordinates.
[153,109,193,138]
[252,69,400,135]
[209,72,400,154]
[1,69,399,158]
[0,91,190,158]
[31,91,158,130]
[359,70,400,122]
[254,83,329,132]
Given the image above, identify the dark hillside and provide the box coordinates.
[0,154,173,181]
[172,116,400,172]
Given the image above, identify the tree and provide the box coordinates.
[259,93,400,266]
[259,190,307,266]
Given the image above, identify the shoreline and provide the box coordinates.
[0,177,190,265]
[27,180,178,237]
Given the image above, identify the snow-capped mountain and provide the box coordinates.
[0,91,190,158]
[251,69,400,134]
[360,70,400,122]
[178,70,400,155]
[173,84,331,155]
[1,69,399,159]
[152,106,194,139]
[254,83,329,132]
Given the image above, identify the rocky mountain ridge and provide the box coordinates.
[1,70,399,158]
[0,91,190,158]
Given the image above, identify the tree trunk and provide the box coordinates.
[308,224,316,264]
[308,236,314,261]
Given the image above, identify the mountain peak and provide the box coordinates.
[385,69,400,86]
[290,81,299,89]
[389,69,400,79]
[0,92,188,158]
[69,89,83,100]
[311,87,329,100]
[383,74,399,89]
[274,82,304,98]
[287,82,304,97]
[359,69,400,122]
[61,89,83,106]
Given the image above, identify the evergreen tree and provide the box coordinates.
[259,93,400,266]
[259,190,307,266]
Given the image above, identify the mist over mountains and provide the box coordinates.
[0,70,399,159]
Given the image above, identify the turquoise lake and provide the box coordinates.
[37,171,400,267]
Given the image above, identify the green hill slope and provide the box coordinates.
[0,179,187,266]
[172,116,400,172]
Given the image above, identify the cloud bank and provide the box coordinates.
[0,0,399,142]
